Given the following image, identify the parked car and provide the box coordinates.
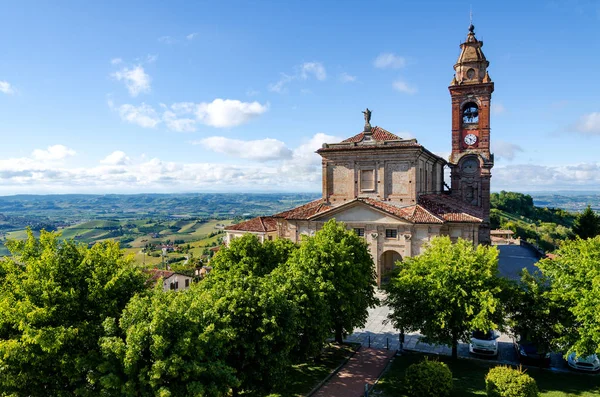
[567,353,600,372]
[512,336,551,366]
[469,330,500,357]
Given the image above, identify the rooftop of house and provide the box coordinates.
[224,216,278,232]
[146,268,191,281]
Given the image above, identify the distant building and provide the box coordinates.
[195,266,213,278]
[490,229,515,245]
[226,24,495,285]
[147,269,193,292]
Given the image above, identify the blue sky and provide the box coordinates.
[1,0,599,194]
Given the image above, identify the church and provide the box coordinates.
[226,23,495,285]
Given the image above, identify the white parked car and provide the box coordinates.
[469,330,500,357]
[567,353,600,372]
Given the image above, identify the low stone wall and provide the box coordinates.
[517,239,545,259]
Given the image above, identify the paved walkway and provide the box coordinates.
[312,347,395,397]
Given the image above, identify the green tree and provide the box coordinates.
[202,271,298,396]
[271,256,332,361]
[505,270,564,356]
[210,234,297,277]
[0,230,147,396]
[203,234,299,395]
[286,219,378,344]
[99,285,237,397]
[572,205,600,239]
[537,236,600,357]
[384,236,503,359]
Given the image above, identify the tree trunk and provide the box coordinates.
[451,339,458,360]
[335,324,344,344]
[232,387,240,397]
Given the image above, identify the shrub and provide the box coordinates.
[485,366,539,397]
[404,358,453,397]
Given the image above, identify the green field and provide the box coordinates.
[1,218,234,268]
[374,352,600,397]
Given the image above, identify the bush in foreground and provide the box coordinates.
[404,358,453,397]
[485,366,539,397]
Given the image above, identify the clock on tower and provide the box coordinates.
[448,23,494,244]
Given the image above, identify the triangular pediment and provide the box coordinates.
[312,201,412,224]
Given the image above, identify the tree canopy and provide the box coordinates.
[286,219,378,343]
[504,270,564,355]
[572,205,600,240]
[537,236,600,357]
[99,285,237,397]
[384,236,503,359]
[0,230,147,396]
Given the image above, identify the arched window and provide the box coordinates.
[462,102,479,124]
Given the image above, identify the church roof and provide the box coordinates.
[341,126,401,143]
[360,198,445,224]
[266,194,482,224]
[271,199,333,220]
[226,193,484,233]
[225,216,278,232]
[417,194,483,223]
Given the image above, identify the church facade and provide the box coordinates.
[226,24,495,285]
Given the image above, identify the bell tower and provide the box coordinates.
[448,23,494,244]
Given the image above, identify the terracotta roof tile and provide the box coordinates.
[342,126,401,143]
[359,198,444,224]
[418,194,483,223]
[272,199,335,220]
[146,269,174,281]
[225,216,278,232]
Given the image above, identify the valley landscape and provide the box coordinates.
[0,192,597,261]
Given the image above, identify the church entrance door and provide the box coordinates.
[380,250,402,284]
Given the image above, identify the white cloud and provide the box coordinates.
[300,62,326,81]
[269,73,295,93]
[111,58,123,65]
[339,72,357,83]
[109,99,268,130]
[0,81,15,95]
[493,140,523,161]
[163,110,197,132]
[195,99,268,128]
[101,151,131,165]
[494,162,600,190]
[196,137,292,162]
[116,103,161,128]
[573,112,600,135]
[269,61,327,93]
[158,36,176,44]
[112,65,151,97]
[31,145,76,161]
[392,79,417,94]
[374,53,406,69]
[491,103,505,115]
[186,32,198,40]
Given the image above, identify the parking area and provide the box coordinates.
[346,243,575,373]
[346,296,571,371]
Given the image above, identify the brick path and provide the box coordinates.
[312,347,395,397]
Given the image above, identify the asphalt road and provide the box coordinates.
[496,244,541,280]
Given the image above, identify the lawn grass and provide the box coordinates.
[375,352,600,397]
[267,343,358,397]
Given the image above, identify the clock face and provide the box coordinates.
[461,158,479,174]
[464,133,477,146]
